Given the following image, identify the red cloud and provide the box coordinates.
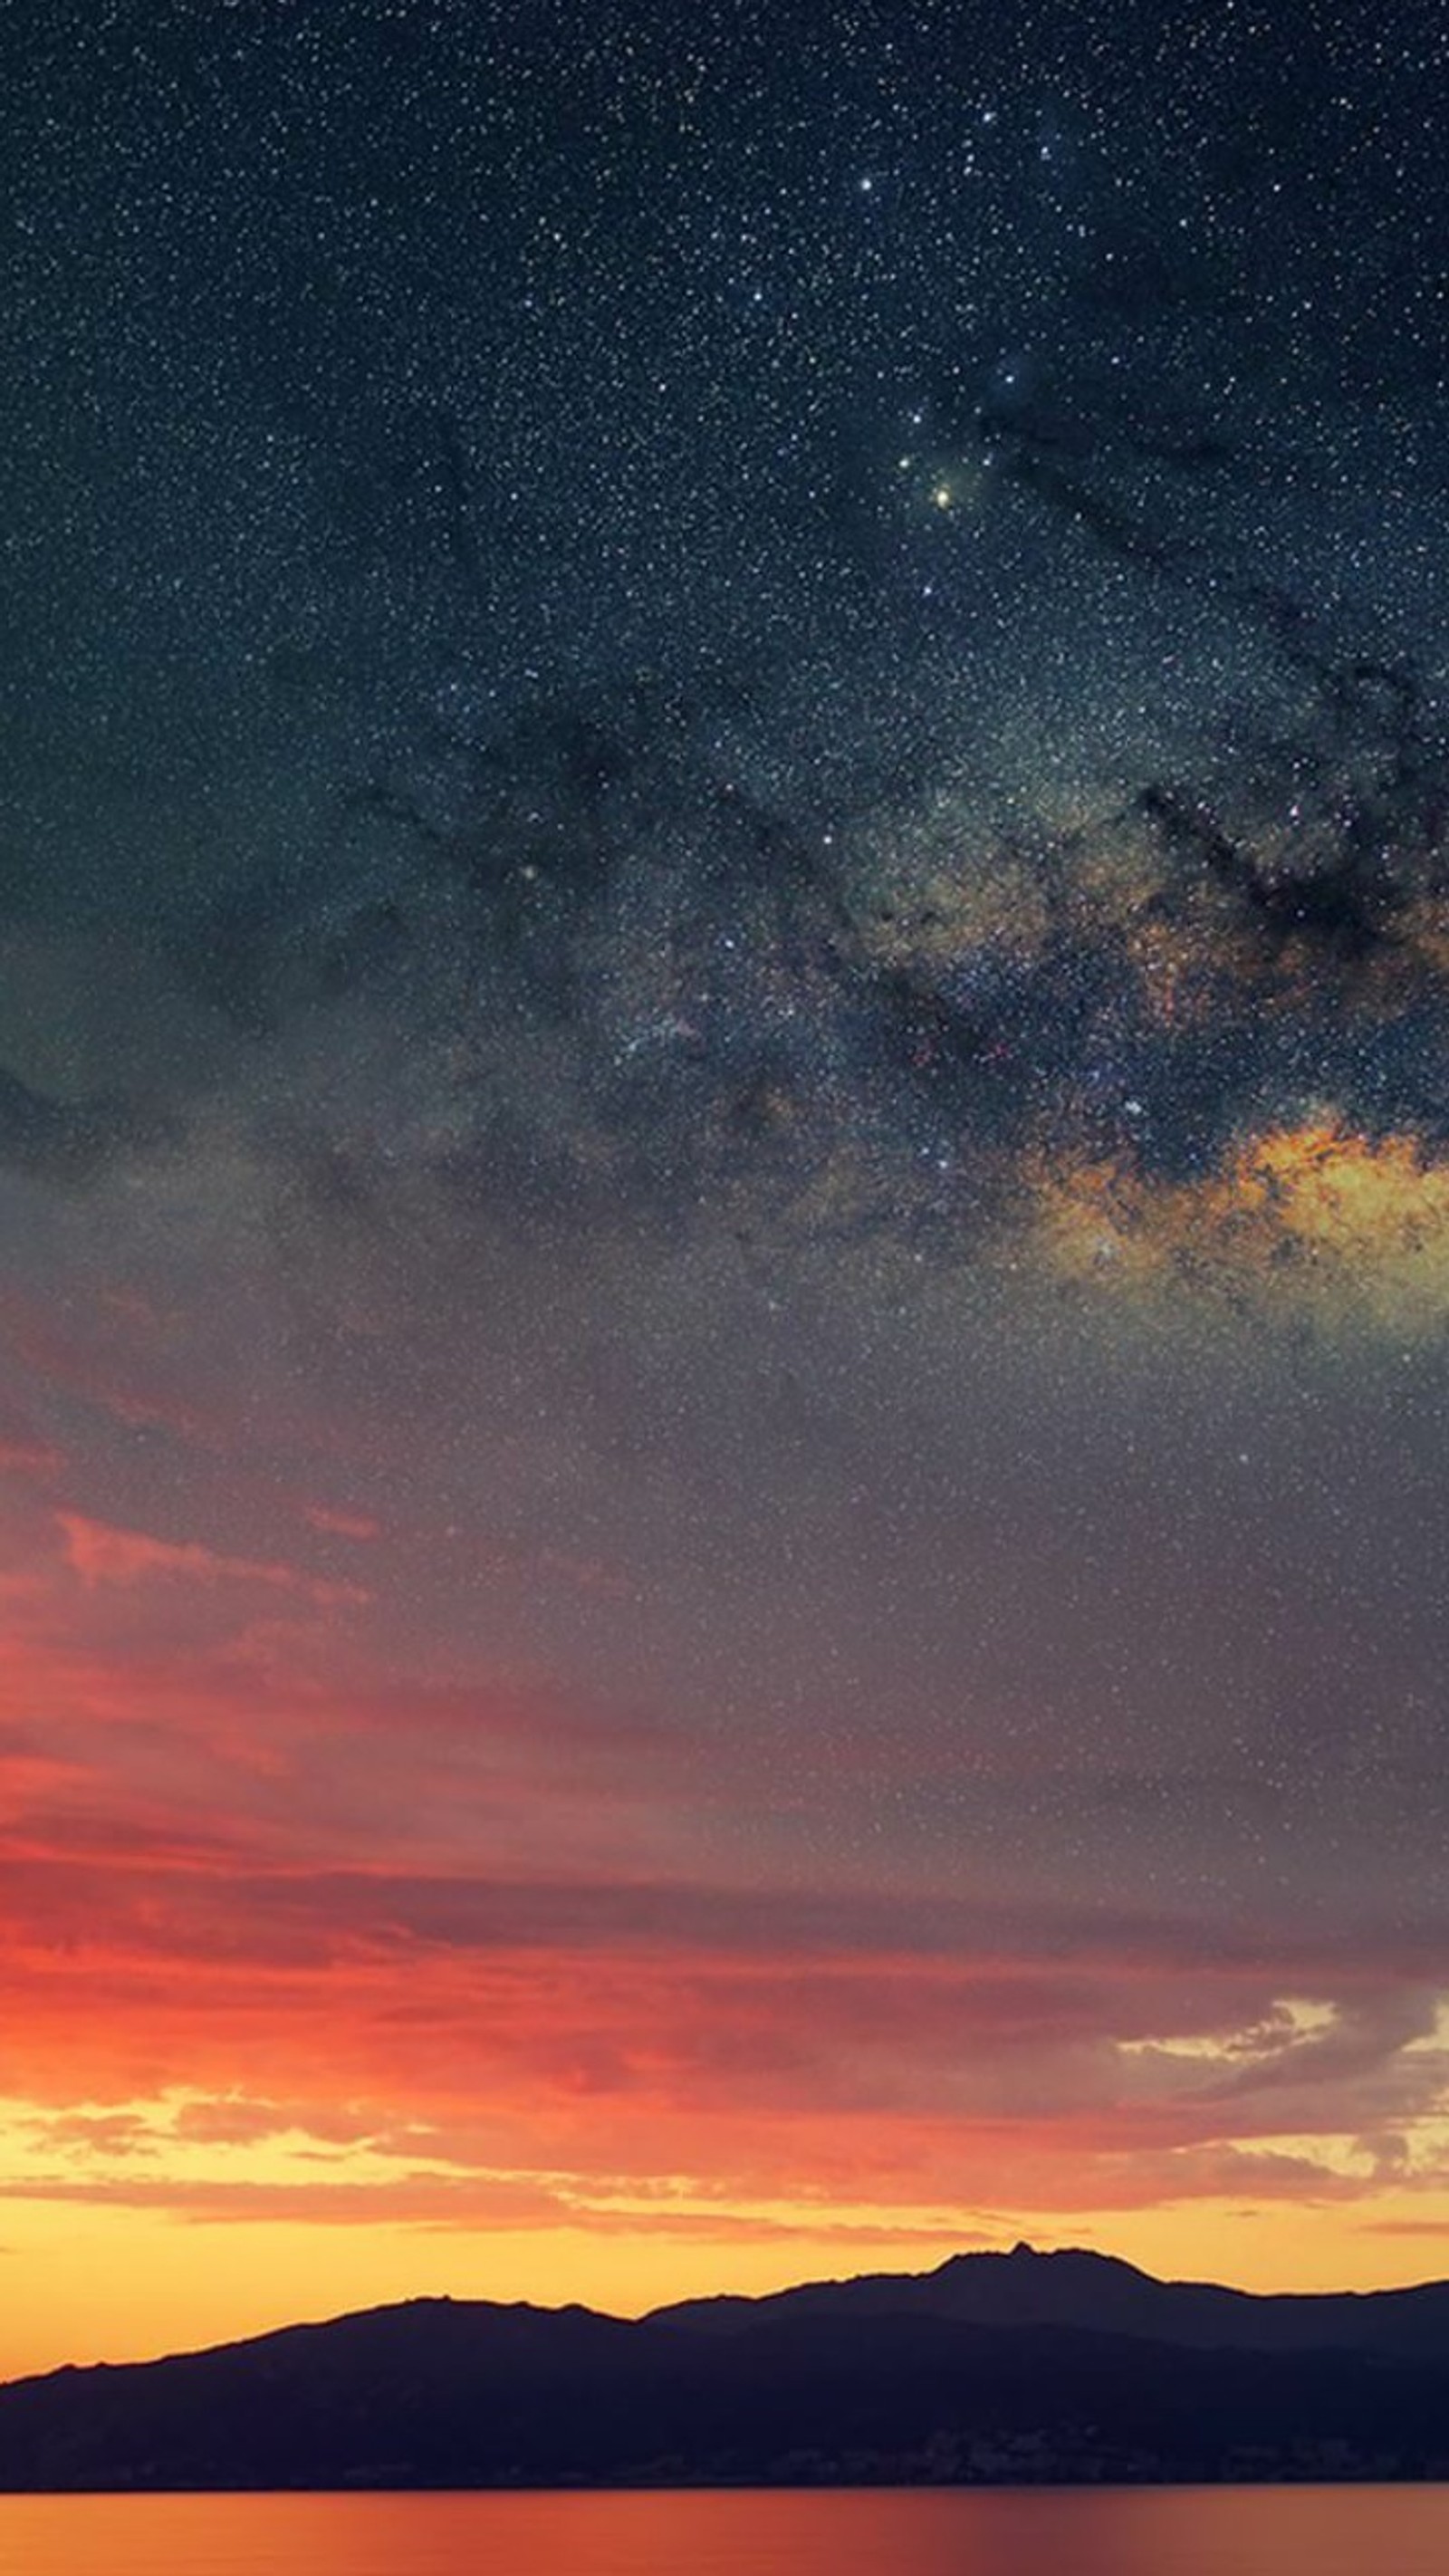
[1,1482,1442,2255]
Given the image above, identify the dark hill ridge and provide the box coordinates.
[3,2245,1449,2490]
[648,2240,1449,2359]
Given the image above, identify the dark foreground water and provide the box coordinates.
[4,2487,1449,2575]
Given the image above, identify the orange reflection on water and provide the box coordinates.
[5,2485,1449,2576]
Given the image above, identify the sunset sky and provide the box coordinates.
[4,0,1449,2382]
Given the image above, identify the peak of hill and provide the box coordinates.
[648,2240,1449,2357]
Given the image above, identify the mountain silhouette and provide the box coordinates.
[649,2239,1449,2358]
[3,2244,1448,2490]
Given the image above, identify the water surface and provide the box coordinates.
[5,2486,1449,2576]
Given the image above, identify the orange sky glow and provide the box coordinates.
[5,1405,1448,2379]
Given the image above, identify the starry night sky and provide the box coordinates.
[3,0,1449,2370]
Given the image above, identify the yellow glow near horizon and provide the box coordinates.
[6,2188,1449,2384]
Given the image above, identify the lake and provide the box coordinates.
[5,2487,1449,2574]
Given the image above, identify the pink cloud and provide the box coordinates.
[302,1504,382,1543]
[56,1513,368,1609]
